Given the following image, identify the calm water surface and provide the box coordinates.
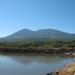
[0,54,74,75]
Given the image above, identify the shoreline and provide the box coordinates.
[0,47,74,55]
[47,62,75,75]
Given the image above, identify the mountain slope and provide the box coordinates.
[5,28,75,40]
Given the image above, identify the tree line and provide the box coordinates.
[0,40,75,49]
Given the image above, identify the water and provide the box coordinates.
[0,54,74,75]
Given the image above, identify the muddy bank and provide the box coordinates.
[0,47,74,55]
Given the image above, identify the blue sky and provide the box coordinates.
[0,0,75,37]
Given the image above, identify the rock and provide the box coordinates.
[46,73,50,75]
[55,71,59,75]
[46,72,55,75]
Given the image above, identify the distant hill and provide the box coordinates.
[0,28,75,42]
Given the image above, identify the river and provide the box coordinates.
[0,54,74,75]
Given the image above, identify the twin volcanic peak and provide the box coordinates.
[5,28,75,40]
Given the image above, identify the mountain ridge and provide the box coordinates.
[0,28,75,42]
[6,28,75,38]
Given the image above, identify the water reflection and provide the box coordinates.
[9,55,64,64]
[0,54,74,75]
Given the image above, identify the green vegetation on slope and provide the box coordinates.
[0,40,75,49]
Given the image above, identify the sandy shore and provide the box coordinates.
[58,62,75,75]
[47,62,75,75]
